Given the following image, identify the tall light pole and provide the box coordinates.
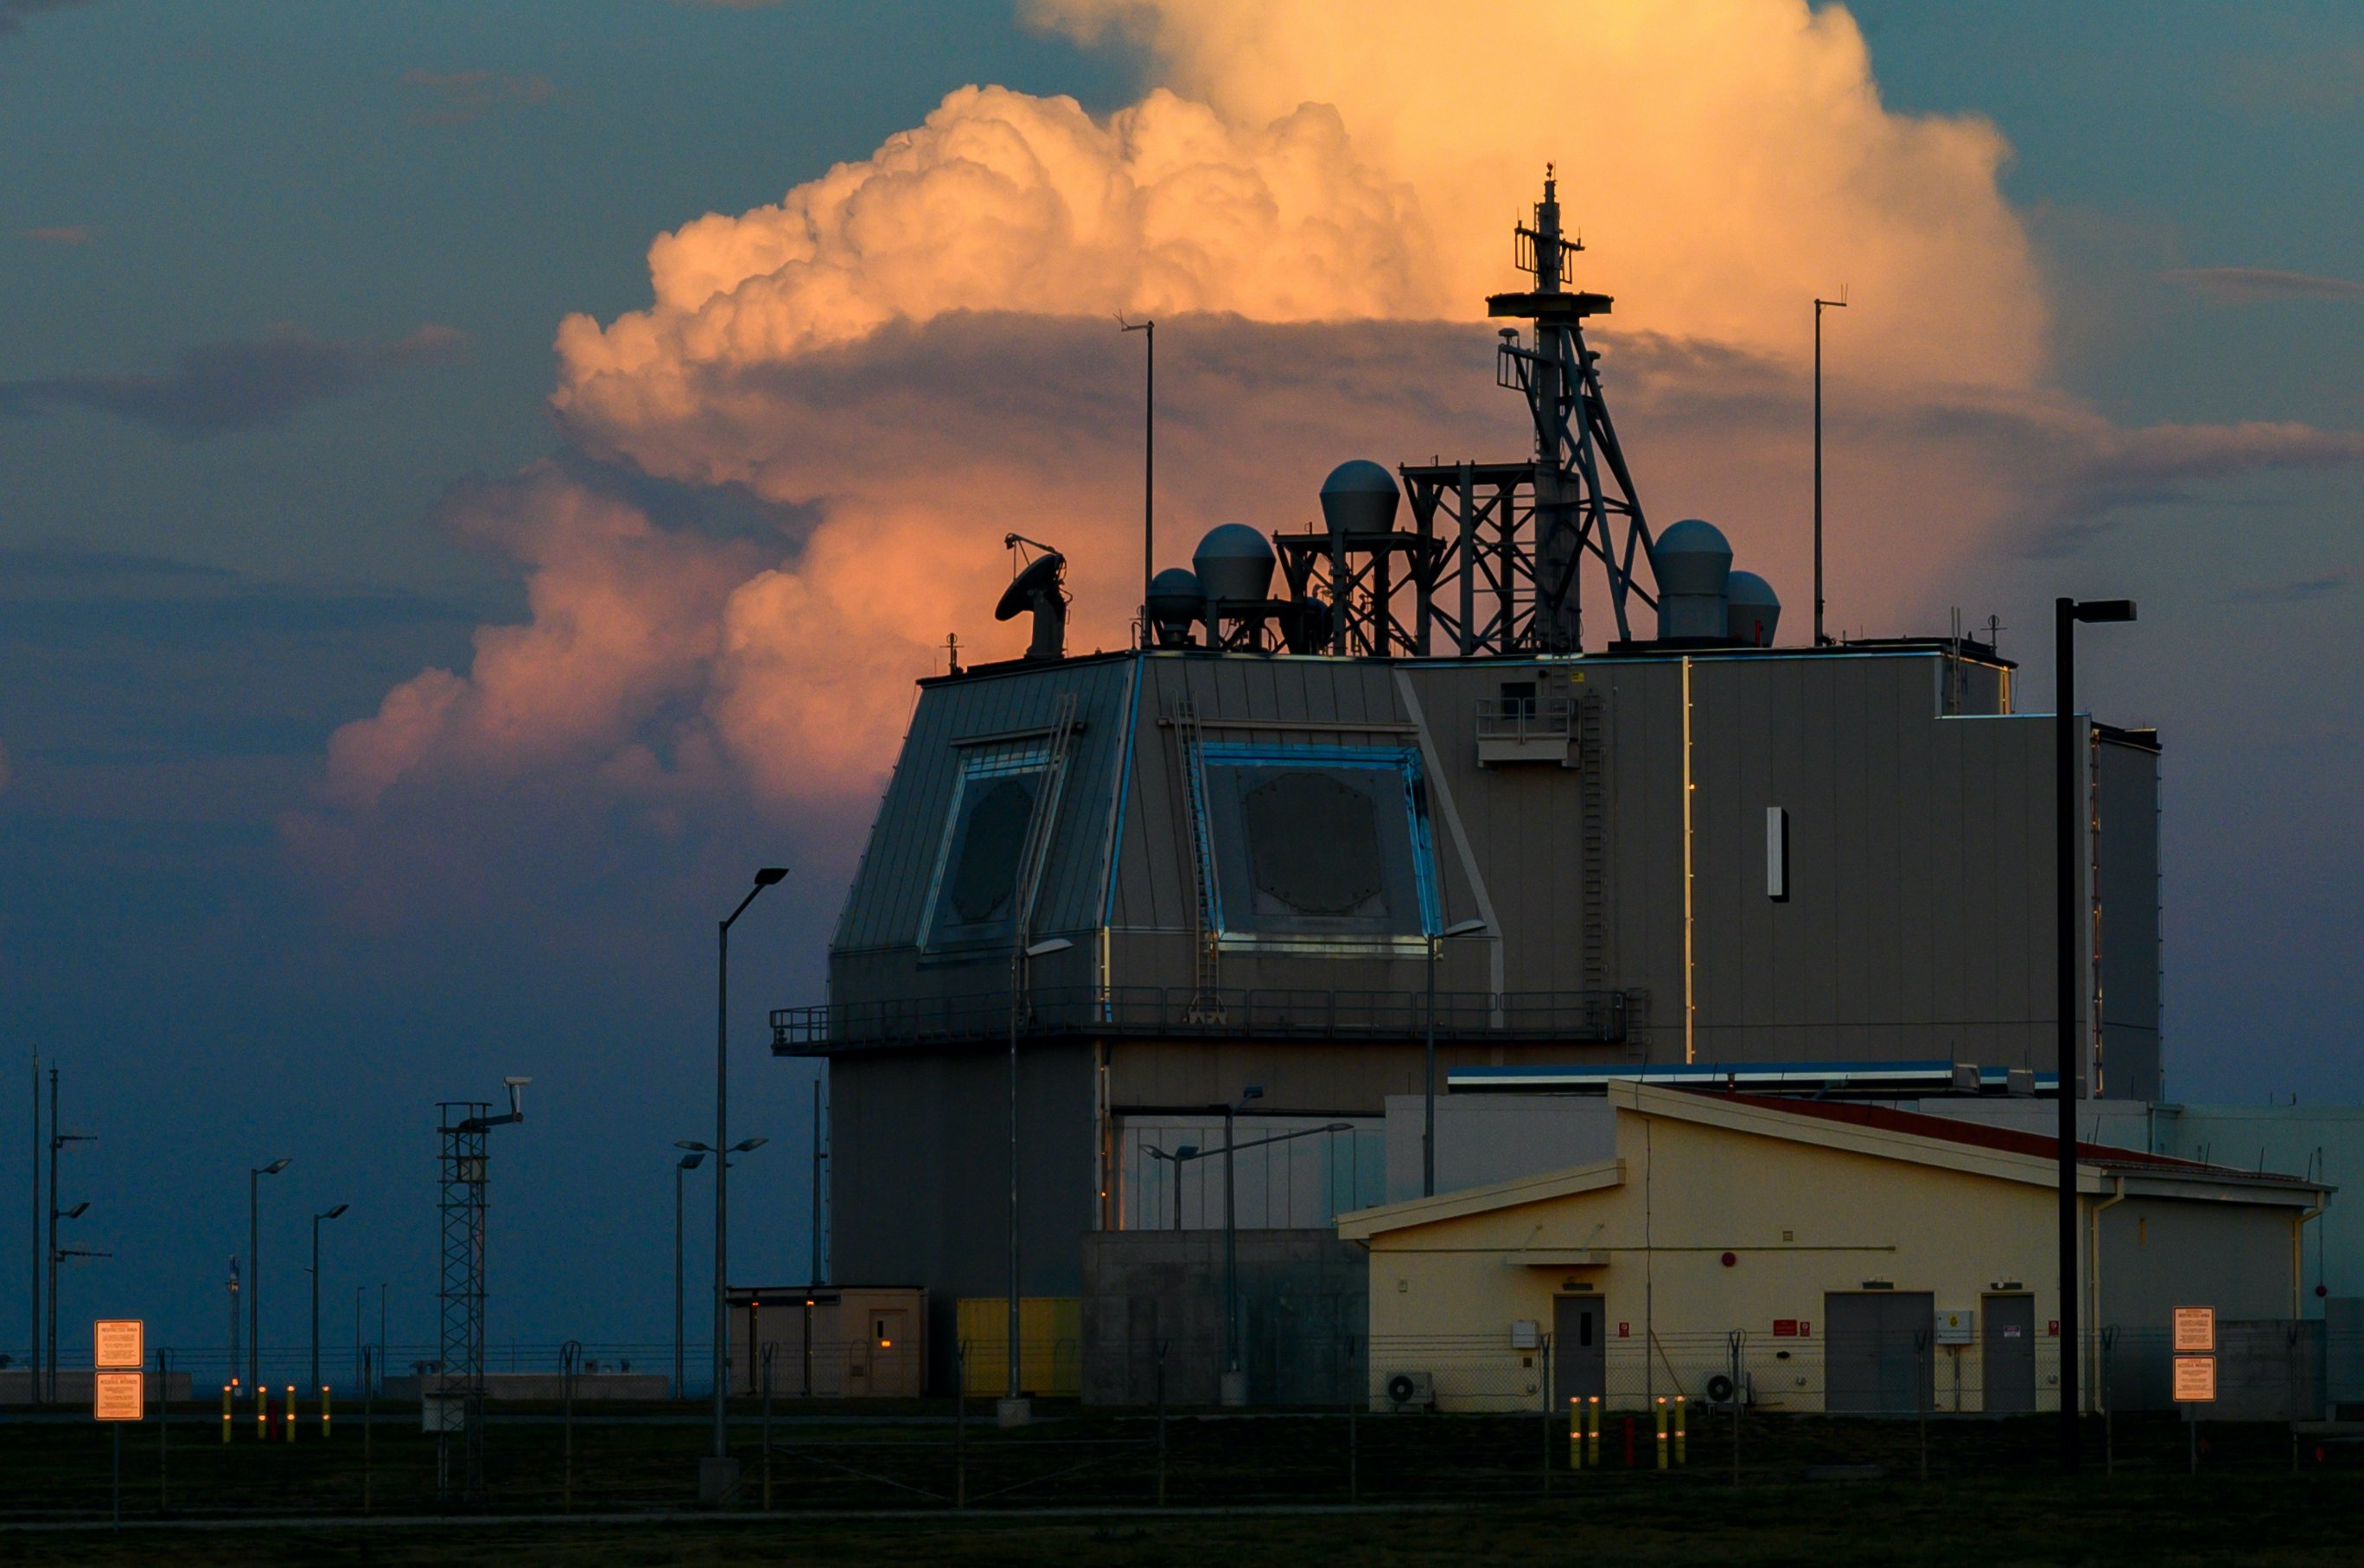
[672,1149,706,1401]
[1006,934,1074,1417]
[1813,293,1847,647]
[1424,919,1489,1197]
[810,1078,827,1289]
[685,1139,766,1409]
[1120,316,1154,647]
[309,1204,347,1391]
[27,1052,37,1406]
[248,1157,290,1393]
[2055,595,2135,1476]
[710,865,787,1480]
[1218,1086,1264,1405]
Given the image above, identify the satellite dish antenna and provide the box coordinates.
[995,544,1067,660]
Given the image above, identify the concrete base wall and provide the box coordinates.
[1082,1229,1367,1407]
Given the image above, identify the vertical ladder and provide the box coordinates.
[1578,692,1609,998]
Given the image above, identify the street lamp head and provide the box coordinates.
[62,1201,89,1220]
[322,1204,348,1221]
[678,1151,706,1170]
[731,1137,768,1153]
[1240,1085,1264,1103]
[754,866,790,887]
[1175,1144,1199,1160]
[1442,918,1488,939]
[674,1139,710,1152]
[258,1158,291,1176]
[1024,935,1075,959]
[1324,1122,1354,1133]
[2074,599,2137,624]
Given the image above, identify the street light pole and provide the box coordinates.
[1813,294,1847,647]
[247,1157,289,1393]
[1220,1085,1264,1405]
[2055,595,2135,1477]
[1121,316,1154,646]
[1006,935,1074,1415]
[711,866,787,1473]
[674,1151,704,1400]
[310,1204,347,1392]
[1424,919,1489,1198]
[685,1127,768,1473]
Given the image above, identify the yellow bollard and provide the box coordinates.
[1586,1396,1601,1467]
[1568,1397,1583,1469]
[322,1385,332,1440]
[1674,1395,1687,1465]
[285,1386,297,1444]
[1655,1397,1668,1469]
[222,1382,233,1444]
[256,1383,269,1440]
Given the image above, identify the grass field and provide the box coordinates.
[3,1402,2355,1563]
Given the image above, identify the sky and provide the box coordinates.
[2,0,2360,1367]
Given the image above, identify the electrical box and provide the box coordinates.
[1510,1319,1541,1349]
[1936,1308,1974,1345]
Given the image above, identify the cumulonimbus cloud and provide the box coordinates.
[0,325,464,439]
[307,0,2362,913]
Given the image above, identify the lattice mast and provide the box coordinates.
[435,1080,526,1505]
[1393,168,1660,653]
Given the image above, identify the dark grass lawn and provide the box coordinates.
[3,1403,2355,1562]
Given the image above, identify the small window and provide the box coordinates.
[1499,680,1538,721]
[1766,806,1790,902]
[1579,1312,1593,1348]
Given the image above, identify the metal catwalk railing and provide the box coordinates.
[774,985,1635,1051]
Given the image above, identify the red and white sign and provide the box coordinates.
[2048,1320,2061,1337]
[1772,1319,1798,1338]
[1616,1322,1631,1338]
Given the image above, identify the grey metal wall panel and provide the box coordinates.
[829,1042,1097,1393]
[2097,736,2163,1100]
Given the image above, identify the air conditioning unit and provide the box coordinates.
[1384,1371,1436,1411]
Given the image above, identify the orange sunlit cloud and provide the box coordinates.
[309,0,2360,880]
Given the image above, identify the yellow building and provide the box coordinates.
[1341,1082,2327,1415]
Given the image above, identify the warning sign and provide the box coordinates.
[94,1318,143,1370]
[2173,1306,2216,1354]
[2172,1354,2217,1403]
[93,1371,144,1421]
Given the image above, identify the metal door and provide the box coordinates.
[1984,1294,2036,1413]
[1552,1296,1606,1401]
[1824,1292,1934,1414]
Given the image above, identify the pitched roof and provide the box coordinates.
[1698,1091,2308,1184]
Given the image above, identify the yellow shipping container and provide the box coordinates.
[955,1297,1081,1398]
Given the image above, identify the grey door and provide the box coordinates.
[1824,1292,1935,1414]
[1553,1296,1606,1402]
[1984,1294,2036,1413]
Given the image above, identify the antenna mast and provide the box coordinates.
[1392,167,1658,653]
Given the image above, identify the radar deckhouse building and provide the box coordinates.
[772,175,2162,1397]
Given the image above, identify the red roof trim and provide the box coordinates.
[1680,1091,2307,1184]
